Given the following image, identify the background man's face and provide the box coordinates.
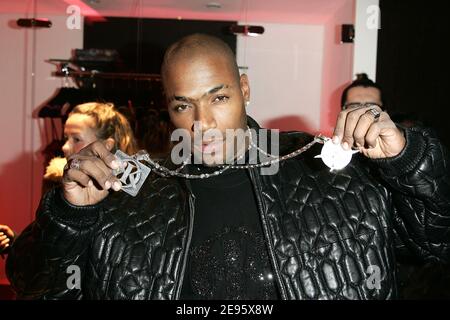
[164,54,249,166]
[345,86,382,109]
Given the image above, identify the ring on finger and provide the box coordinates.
[66,158,82,171]
[366,108,381,122]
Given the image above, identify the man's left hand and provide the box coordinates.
[332,105,406,159]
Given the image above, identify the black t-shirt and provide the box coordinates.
[180,166,279,300]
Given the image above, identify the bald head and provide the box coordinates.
[161,33,240,86]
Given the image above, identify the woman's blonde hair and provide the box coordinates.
[70,102,138,155]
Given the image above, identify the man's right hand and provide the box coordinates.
[62,141,122,206]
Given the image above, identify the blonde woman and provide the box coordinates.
[1,103,138,257]
[43,102,138,187]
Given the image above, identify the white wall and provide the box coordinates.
[236,3,355,137]
[0,14,83,284]
[353,0,379,80]
[236,23,325,134]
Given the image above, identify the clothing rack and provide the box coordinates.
[47,59,161,81]
[52,70,161,81]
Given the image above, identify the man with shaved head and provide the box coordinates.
[162,34,249,168]
[7,33,450,300]
[162,33,241,83]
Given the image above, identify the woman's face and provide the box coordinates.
[62,113,98,158]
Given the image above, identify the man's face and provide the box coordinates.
[344,86,382,110]
[164,54,250,166]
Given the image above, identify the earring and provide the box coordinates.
[245,101,250,107]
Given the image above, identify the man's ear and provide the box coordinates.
[240,74,250,104]
[104,137,116,152]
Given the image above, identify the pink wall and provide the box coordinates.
[320,0,355,136]
[0,14,83,284]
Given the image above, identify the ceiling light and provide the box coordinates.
[16,18,52,28]
[206,2,222,9]
[230,25,264,37]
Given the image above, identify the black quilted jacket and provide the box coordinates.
[6,118,450,299]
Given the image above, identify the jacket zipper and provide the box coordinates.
[248,167,288,300]
[174,192,195,299]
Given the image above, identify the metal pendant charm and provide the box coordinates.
[114,150,151,197]
[315,139,359,172]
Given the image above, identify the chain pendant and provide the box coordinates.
[314,138,359,172]
[112,134,356,196]
[114,150,151,197]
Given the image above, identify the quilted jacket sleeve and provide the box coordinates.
[373,127,450,262]
[6,188,102,299]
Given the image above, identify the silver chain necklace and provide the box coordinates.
[113,129,330,196]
